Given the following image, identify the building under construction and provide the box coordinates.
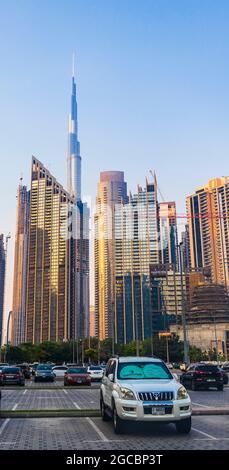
[187,283,229,324]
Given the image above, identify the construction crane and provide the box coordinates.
[149,170,165,202]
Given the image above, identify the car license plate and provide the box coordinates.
[151,407,165,415]
[207,379,215,382]
[77,379,82,383]
[6,375,14,378]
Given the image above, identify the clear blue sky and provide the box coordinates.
[1,0,229,329]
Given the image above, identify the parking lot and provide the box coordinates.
[0,381,229,411]
[0,415,229,450]
[0,381,229,450]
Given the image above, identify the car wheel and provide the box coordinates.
[191,381,197,391]
[176,417,192,434]
[217,384,224,391]
[100,396,110,422]
[113,405,125,434]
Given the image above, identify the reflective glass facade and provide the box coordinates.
[26,158,75,344]
[11,184,30,345]
[0,235,5,346]
[114,179,161,344]
[187,177,229,287]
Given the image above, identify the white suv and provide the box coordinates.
[100,356,192,434]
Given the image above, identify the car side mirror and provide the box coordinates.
[173,373,178,381]
[108,373,114,382]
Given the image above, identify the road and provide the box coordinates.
[0,383,228,450]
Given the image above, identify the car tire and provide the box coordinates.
[176,417,192,434]
[191,381,197,391]
[113,405,125,434]
[100,396,111,422]
[217,384,224,391]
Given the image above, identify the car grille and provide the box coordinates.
[138,391,174,401]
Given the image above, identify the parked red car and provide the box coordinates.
[64,367,91,386]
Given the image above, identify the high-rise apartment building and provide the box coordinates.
[26,157,75,344]
[94,171,128,340]
[114,176,161,344]
[180,224,191,270]
[159,201,178,267]
[187,177,229,287]
[150,264,186,331]
[0,235,6,346]
[11,182,30,345]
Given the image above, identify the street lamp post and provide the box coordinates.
[135,308,140,357]
[178,242,190,366]
[111,301,115,357]
[212,313,219,364]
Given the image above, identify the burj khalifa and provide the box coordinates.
[67,57,81,200]
[67,57,89,341]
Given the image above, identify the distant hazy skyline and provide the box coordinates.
[1,0,229,339]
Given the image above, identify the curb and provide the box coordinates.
[0,385,100,391]
[1,407,229,418]
[192,408,229,415]
[0,409,100,418]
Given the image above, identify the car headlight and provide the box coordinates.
[177,386,188,400]
[119,387,135,400]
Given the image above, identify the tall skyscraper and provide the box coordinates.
[94,171,128,340]
[115,176,161,344]
[67,58,81,201]
[0,235,6,346]
[66,61,89,341]
[26,157,75,344]
[180,224,191,270]
[159,201,178,267]
[11,182,30,345]
[187,177,229,287]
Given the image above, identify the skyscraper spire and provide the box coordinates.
[67,55,81,200]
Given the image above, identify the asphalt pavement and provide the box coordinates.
[0,415,228,450]
[0,380,228,450]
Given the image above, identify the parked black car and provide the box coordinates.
[18,364,31,379]
[180,364,224,391]
[0,363,9,384]
[222,371,228,385]
[34,364,55,382]
[0,366,25,386]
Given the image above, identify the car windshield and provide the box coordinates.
[89,366,102,371]
[117,362,172,380]
[68,368,87,374]
[37,365,52,371]
[3,368,20,373]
